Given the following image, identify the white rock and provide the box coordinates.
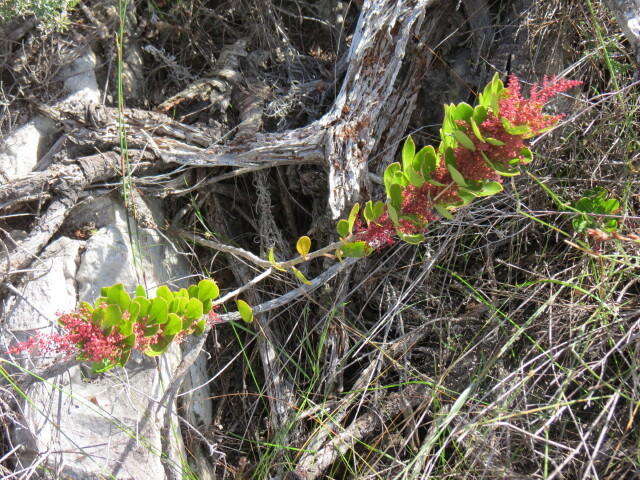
[1,196,212,479]
[0,48,100,181]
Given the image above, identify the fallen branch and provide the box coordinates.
[295,383,430,479]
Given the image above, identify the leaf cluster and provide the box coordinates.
[333,73,540,256]
[82,279,220,372]
[571,187,621,233]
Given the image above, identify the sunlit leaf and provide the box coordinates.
[296,236,311,256]
[336,219,350,238]
[339,241,371,258]
[148,297,168,324]
[291,266,312,285]
[164,313,183,336]
[236,300,254,323]
[198,279,220,302]
[347,203,360,234]
[135,285,147,298]
[185,298,204,320]
[402,136,416,173]
[452,130,476,151]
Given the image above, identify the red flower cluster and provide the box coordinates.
[6,310,124,363]
[500,75,582,131]
[356,75,581,249]
[7,306,222,364]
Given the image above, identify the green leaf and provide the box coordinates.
[184,298,204,320]
[404,164,425,187]
[383,162,404,197]
[106,284,131,311]
[452,102,474,122]
[485,137,506,146]
[176,288,189,298]
[168,298,179,314]
[489,73,504,113]
[128,300,140,323]
[602,198,620,214]
[441,104,457,134]
[164,313,183,336]
[387,203,400,225]
[446,163,467,187]
[144,324,160,337]
[412,147,426,172]
[572,215,591,233]
[296,236,311,256]
[156,285,173,302]
[481,152,520,177]
[470,117,485,142]
[79,301,94,314]
[389,183,403,209]
[135,285,147,298]
[132,297,150,317]
[148,297,168,324]
[399,232,425,245]
[236,300,254,323]
[92,359,116,373]
[145,335,175,356]
[473,105,488,124]
[92,307,104,326]
[178,297,190,314]
[520,147,533,164]
[479,73,503,112]
[182,316,194,331]
[103,304,123,329]
[188,285,199,298]
[500,117,531,136]
[435,204,454,219]
[94,296,107,307]
[291,266,312,285]
[268,247,286,271]
[202,299,213,314]
[197,279,220,302]
[603,219,619,232]
[439,128,456,154]
[193,319,206,336]
[119,320,134,337]
[462,180,504,197]
[339,241,371,258]
[347,203,360,235]
[402,136,416,173]
[477,181,504,196]
[336,219,350,238]
[452,130,476,151]
[364,200,385,225]
[363,201,375,225]
[420,145,439,176]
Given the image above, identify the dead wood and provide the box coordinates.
[295,383,430,480]
[157,39,248,113]
[0,150,128,210]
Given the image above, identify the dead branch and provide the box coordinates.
[295,383,430,479]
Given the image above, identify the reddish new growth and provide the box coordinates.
[7,305,222,364]
[500,75,582,131]
[7,308,125,363]
[357,75,581,250]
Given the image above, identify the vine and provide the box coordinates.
[6,74,581,372]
